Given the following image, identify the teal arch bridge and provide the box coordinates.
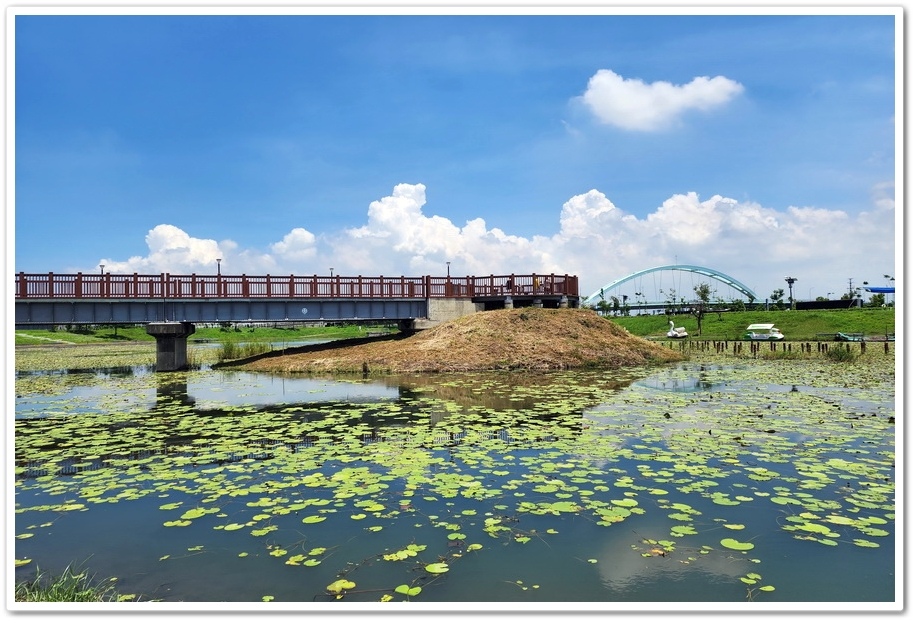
[583,264,759,312]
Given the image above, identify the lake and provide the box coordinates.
[12,352,898,611]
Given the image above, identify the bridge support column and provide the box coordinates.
[504,296,514,309]
[146,322,196,372]
[559,296,569,308]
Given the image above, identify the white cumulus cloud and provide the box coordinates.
[579,69,744,131]
[271,227,317,262]
[90,181,894,305]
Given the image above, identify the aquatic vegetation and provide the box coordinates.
[13,356,896,605]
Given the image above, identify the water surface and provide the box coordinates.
[13,358,897,609]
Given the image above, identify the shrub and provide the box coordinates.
[825,344,858,362]
[217,339,272,362]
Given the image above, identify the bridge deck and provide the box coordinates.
[15,272,579,325]
[16,272,577,300]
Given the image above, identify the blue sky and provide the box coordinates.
[10,5,900,303]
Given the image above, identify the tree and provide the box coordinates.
[594,288,610,316]
[770,288,785,310]
[867,293,886,308]
[662,288,679,315]
[691,283,712,335]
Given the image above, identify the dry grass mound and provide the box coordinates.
[238,307,685,374]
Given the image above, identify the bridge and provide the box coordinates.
[15,271,580,371]
[582,264,759,312]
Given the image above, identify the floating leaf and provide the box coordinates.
[326,579,356,594]
[425,563,449,574]
[222,523,246,531]
[720,538,755,551]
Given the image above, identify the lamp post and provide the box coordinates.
[784,276,797,309]
[330,268,334,277]
[216,258,221,275]
[100,264,105,274]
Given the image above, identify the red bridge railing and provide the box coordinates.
[15,272,579,300]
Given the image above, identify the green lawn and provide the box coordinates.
[609,307,896,341]
[14,307,895,347]
[14,322,396,346]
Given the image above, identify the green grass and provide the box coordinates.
[14,564,132,602]
[216,339,274,362]
[607,307,896,341]
[14,322,396,346]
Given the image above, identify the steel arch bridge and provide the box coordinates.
[583,264,759,309]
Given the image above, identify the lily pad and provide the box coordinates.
[326,579,356,594]
[395,584,422,596]
[720,538,755,552]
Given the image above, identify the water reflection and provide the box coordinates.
[634,363,730,393]
[156,375,195,407]
[594,522,755,597]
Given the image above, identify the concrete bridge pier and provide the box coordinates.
[146,322,196,371]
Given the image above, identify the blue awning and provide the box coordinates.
[863,286,895,294]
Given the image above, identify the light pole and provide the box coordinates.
[446,261,450,278]
[216,258,221,275]
[330,268,334,278]
[100,264,105,274]
[784,276,797,309]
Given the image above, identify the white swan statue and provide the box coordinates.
[667,320,688,338]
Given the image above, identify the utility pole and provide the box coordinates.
[784,276,797,310]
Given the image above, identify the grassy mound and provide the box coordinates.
[237,307,686,374]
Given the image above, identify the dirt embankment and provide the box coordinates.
[235,307,686,374]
